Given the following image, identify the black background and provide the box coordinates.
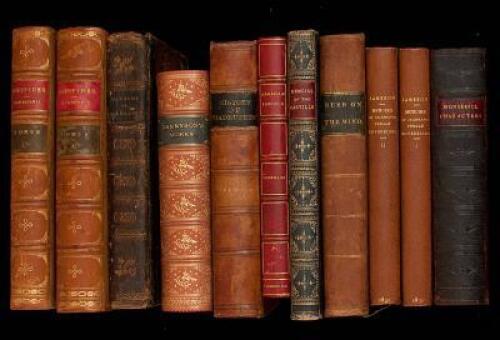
[0,0,499,337]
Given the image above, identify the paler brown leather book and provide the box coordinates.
[56,27,109,312]
[157,70,212,312]
[399,48,432,306]
[11,26,55,310]
[366,47,401,306]
[210,41,264,318]
[320,34,368,317]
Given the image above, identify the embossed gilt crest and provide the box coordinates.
[290,130,316,162]
[292,222,318,253]
[169,229,208,256]
[167,154,208,181]
[166,78,208,109]
[290,40,314,72]
[169,193,208,218]
[290,176,317,207]
[112,54,135,75]
[292,269,319,298]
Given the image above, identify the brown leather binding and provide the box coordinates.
[366,47,401,306]
[400,48,432,306]
[320,34,368,317]
[157,70,212,312]
[11,26,55,310]
[210,41,264,318]
[56,27,109,312]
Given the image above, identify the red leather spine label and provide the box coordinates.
[56,81,101,112]
[437,98,486,126]
[12,79,50,111]
[289,81,316,119]
[258,37,290,298]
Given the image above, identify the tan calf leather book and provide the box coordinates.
[157,70,212,312]
[56,27,109,312]
[366,47,401,306]
[399,48,432,307]
[210,41,264,318]
[320,34,369,317]
[11,26,56,310]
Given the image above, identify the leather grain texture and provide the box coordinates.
[257,36,290,298]
[320,34,368,317]
[366,47,401,306]
[210,41,264,318]
[107,32,154,309]
[399,48,432,306]
[11,26,56,310]
[431,48,489,305]
[56,27,109,313]
[287,30,321,320]
[157,70,212,312]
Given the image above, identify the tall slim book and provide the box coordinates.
[431,48,489,305]
[157,70,212,312]
[210,41,264,318]
[399,48,432,306]
[287,30,321,320]
[366,47,401,306]
[11,26,55,310]
[320,34,368,317]
[56,27,109,312]
[257,36,290,298]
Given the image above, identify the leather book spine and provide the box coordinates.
[10,26,55,310]
[257,37,290,298]
[431,48,489,305]
[399,48,432,307]
[287,30,321,320]
[157,70,212,312]
[366,47,401,306]
[56,27,109,312]
[210,41,264,318]
[107,32,154,309]
[319,34,368,317]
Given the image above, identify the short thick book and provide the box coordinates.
[257,36,290,298]
[11,26,55,310]
[399,48,432,307]
[320,34,368,317]
[56,27,109,312]
[107,32,187,309]
[366,47,401,306]
[157,70,212,312]
[431,48,489,305]
[287,30,321,320]
[210,41,264,318]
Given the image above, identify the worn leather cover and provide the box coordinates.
[366,47,401,306]
[11,26,55,310]
[320,34,368,317]
[431,48,489,305]
[107,32,154,309]
[210,41,263,318]
[257,37,290,298]
[56,27,109,312]
[157,70,212,312]
[287,30,321,320]
[399,48,432,306]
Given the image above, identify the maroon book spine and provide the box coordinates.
[257,37,290,298]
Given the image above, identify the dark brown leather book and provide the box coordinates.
[320,34,368,317]
[287,29,322,320]
[107,32,154,309]
[399,48,432,307]
[56,27,109,313]
[210,41,264,318]
[366,47,401,306]
[10,26,55,310]
[157,70,212,312]
[257,36,290,298]
[432,48,489,305]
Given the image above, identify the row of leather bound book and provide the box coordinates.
[10,26,488,319]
